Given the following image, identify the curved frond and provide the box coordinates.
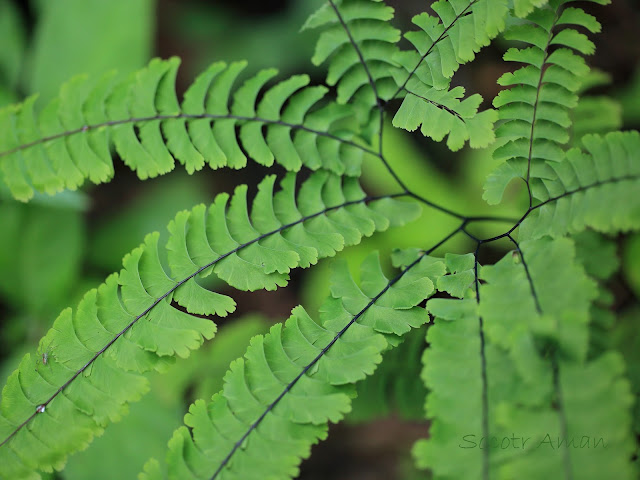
[520,131,640,239]
[139,251,445,480]
[0,171,420,479]
[0,57,372,202]
[483,0,609,205]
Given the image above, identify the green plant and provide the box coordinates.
[0,0,638,478]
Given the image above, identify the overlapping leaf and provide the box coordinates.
[139,252,445,480]
[302,0,403,140]
[479,238,634,479]
[0,171,420,479]
[392,85,498,151]
[390,0,507,150]
[303,0,401,106]
[393,0,508,91]
[0,57,370,202]
[414,239,637,479]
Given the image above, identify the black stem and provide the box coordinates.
[505,235,573,480]
[0,112,378,159]
[403,89,465,121]
[523,10,561,209]
[473,241,490,480]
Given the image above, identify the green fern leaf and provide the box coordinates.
[139,251,444,480]
[479,239,634,479]
[302,0,401,107]
[390,0,507,150]
[520,131,640,239]
[413,253,480,478]
[0,170,419,479]
[393,0,508,88]
[415,237,636,479]
[392,85,498,151]
[0,57,371,202]
[483,0,609,205]
[413,297,482,478]
[514,0,549,18]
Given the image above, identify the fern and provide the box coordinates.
[391,0,507,150]
[0,171,417,478]
[484,0,606,205]
[139,252,444,479]
[0,57,369,202]
[0,0,638,479]
[520,131,640,238]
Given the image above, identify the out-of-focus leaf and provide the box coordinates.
[0,200,85,315]
[623,233,640,299]
[25,0,154,102]
[89,172,211,272]
[611,307,640,435]
[617,66,640,126]
[0,0,25,92]
[62,383,182,480]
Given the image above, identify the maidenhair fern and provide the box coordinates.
[0,0,638,479]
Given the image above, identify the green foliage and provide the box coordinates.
[0,0,638,479]
[140,253,442,479]
[0,57,368,201]
[520,131,640,238]
[0,170,417,478]
[484,0,607,205]
[417,238,636,479]
[391,0,507,150]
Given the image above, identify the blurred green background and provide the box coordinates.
[0,0,638,478]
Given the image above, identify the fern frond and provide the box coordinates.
[392,86,498,151]
[413,253,481,478]
[414,237,637,479]
[393,0,508,92]
[302,0,401,107]
[389,0,507,150]
[519,131,640,239]
[0,171,419,479]
[0,57,372,202]
[483,0,609,205]
[139,251,445,480]
[479,238,635,479]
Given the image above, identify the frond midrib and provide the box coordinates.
[0,111,377,160]
[0,188,408,449]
